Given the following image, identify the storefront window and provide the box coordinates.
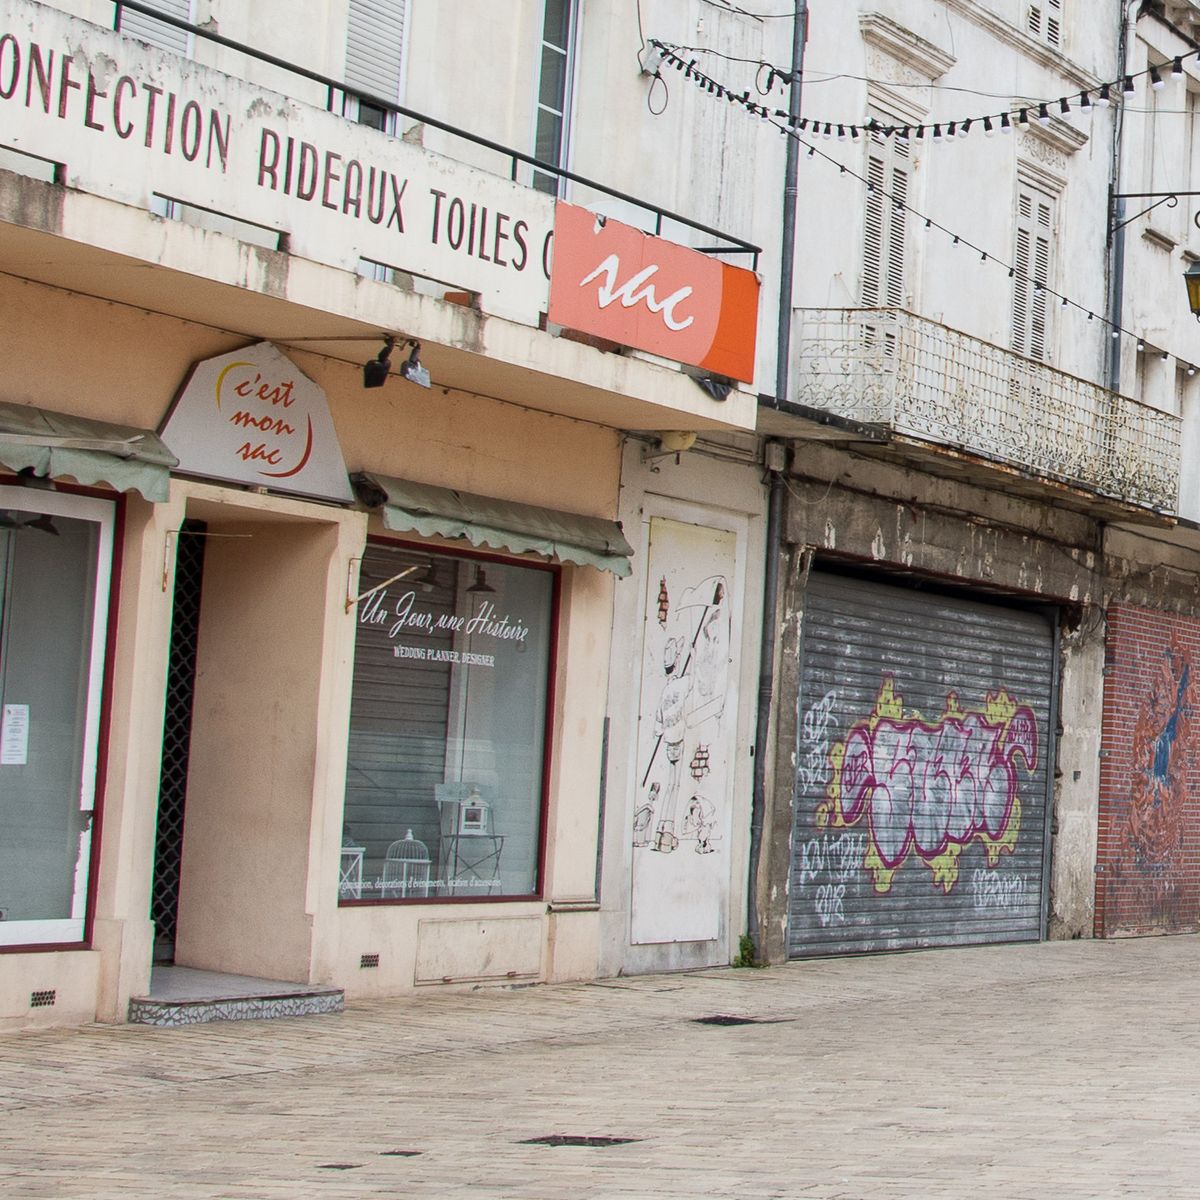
[0,486,114,946]
[342,542,555,902]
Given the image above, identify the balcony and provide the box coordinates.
[793,308,1181,517]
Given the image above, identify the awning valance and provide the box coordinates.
[0,401,178,502]
[352,472,634,577]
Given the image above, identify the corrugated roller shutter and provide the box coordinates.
[788,572,1055,957]
[119,0,190,55]
[345,0,407,102]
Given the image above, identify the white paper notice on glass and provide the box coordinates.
[1,704,30,765]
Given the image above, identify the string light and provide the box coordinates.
[652,44,1178,356]
[650,39,1200,149]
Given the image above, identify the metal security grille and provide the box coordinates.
[150,520,207,960]
[788,571,1056,958]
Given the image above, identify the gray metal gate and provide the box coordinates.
[788,571,1056,957]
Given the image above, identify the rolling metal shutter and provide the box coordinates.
[788,572,1055,957]
[118,0,190,55]
[345,0,407,103]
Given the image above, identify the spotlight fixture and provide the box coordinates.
[467,565,496,594]
[398,341,431,388]
[362,336,394,388]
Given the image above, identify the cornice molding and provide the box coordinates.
[859,13,956,80]
[941,0,1104,88]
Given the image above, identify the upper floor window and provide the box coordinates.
[1011,185,1057,361]
[1027,0,1063,50]
[532,0,578,195]
[117,0,191,55]
[861,125,910,309]
[344,0,408,132]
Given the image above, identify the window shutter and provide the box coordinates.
[861,150,886,306]
[862,130,908,308]
[1046,0,1062,47]
[1012,189,1055,361]
[119,0,190,54]
[345,0,407,103]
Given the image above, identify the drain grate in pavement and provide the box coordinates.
[521,1135,641,1148]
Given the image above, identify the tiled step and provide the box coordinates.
[128,966,344,1027]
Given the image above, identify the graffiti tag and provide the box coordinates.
[818,676,1038,895]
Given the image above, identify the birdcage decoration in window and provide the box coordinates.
[690,744,711,781]
[380,829,432,899]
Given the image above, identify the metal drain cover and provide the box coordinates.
[521,1135,641,1147]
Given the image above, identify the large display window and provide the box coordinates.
[0,485,115,947]
[341,541,556,902]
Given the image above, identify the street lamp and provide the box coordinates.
[1185,261,1200,320]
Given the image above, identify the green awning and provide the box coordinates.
[0,401,177,502]
[352,472,634,577]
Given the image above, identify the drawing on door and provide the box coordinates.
[631,518,737,944]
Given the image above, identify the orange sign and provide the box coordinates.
[548,201,759,385]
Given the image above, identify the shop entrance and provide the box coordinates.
[150,519,207,962]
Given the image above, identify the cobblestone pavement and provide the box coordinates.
[2,936,1199,1199]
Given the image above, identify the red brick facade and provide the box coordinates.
[1095,604,1200,936]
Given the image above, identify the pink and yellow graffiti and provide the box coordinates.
[817,676,1038,894]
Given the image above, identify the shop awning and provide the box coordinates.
[0,401,178,502]
[352,472,634,577]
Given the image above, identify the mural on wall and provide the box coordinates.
[1100,621,1198,932]
[631,519,737,945]
[817,675,1039,895]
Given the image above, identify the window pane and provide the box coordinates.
[535,110,564,166]
[343,545,554,901]
[0,497,107,941]
[539,45,567,111]
[541,0,571,51]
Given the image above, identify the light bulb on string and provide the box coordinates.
[1173,57,1185,80]
[1096,84,1111,106]
[1122,75,1136,98]
[1059,97,1070,116]
[1000,112,1013,133]
[1080,90,1093,113]
[933,124,943,142]
[983,115,995,136]
[1038,103,1051,126]
[1150,66,1164,90]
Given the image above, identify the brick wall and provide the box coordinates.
[1095,604,1200,936]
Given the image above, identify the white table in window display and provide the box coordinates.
[437,786,503,896]
[339,841,365,900]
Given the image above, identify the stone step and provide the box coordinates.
[128,966,344,1027]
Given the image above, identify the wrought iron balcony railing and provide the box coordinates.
[793,308,1181,515]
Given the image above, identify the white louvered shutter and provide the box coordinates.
[345,0,407,104]
[119,0,190,54]
[861,128,909,309]
[1012,188,1055,361]
[1028,1,1062,48]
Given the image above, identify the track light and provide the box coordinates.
[398,341,431,388]
[362,336,394,388]
[1150,66,1164,90]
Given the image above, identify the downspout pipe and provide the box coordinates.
[1106,1,1142,391]
[747,0,806,959]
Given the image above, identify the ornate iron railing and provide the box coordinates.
[793,308,1181,514]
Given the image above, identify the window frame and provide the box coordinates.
[338,537,561,908]
[531,0,580,196]
[0,480,122,953]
